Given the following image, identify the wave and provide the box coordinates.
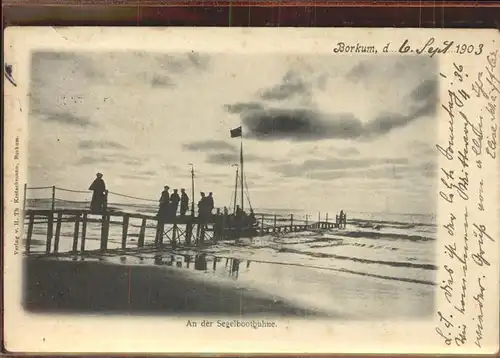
[270,247,436,270]
[330,230,435,242]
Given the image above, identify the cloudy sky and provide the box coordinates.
[28,51,438,214]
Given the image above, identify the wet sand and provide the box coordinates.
[24,257,327,316]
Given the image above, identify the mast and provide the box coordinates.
[232,164,238,214]
[189,163,195,217]
[240,140,244,211]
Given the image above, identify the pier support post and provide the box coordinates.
[260,215,264,235]
[121,214,129,250]
[290,214,293,232]
[81,212,88,252]
[26,212,35,254]
[185,219,193,245]
[72,213,81,253]
[100,214,110,251]
[200,224,206,245]
[54,212,62,253]
[138,218,146,248]
[172,223,178,248]
[155,220,164,247]
[45,211,54,254]
[273,214,277,233]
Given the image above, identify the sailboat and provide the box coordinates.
[221,126,259,239]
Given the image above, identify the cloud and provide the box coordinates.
[76,156,114,165]
[336,147,360,157]
[183,140,235,152]
[42,112,96,127]
[206,153,238,164]
[205,152,274,166]
[259,70,311,101]
[227,106,364,141]
[78,139,126,150]
[151,75,175,88]
[346,56,435,84]
[225,79,437,141]
[411,79,438,102]
[223,56,438,142]
[225,102,264,113]
[272,157,409,178]
[32,51,211,91]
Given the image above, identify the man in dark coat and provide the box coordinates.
[169,189,180,218]
[198,192,207,221]
[180,188,189,216]
[158,185,170,219]
[89,173,106,213]
[206,192,215,217]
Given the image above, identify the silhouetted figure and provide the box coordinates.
[89,173,107,213]
[207,192,215,218]
[196,192,208,240]
[158,185,170,219]
[198,192,207,220]
[249,209,257,226]
[180,188,189,216]
[223,206,229,216]
[170,189,180,218]
[339,210,347,229]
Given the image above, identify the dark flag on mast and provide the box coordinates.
[230,126,242,138]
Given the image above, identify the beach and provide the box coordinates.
[23,200,437,319]
[24,257,326,316]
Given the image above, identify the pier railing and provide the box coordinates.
[22,184,346,256]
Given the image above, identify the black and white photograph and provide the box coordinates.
[23,50,438,318]
[4,27,499,354]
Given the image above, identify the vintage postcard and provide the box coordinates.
[3,27,499,354]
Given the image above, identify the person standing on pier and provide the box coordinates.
[89,172,107,213]
[198,192,207,220]
[170,189,180,219]
[196,192,208,240]
[180,188,189,217]
[158,185,170,219]
[207,192,215,219]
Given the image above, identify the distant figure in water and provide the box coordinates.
[170,189,180,218]
[339,210,347,229]
[158,185,170,219]
[89,172,107,213]
[180,188,189,216]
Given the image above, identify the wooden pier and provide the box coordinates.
[22,185,347,256]
[23,208,342,256]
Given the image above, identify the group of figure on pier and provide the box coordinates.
[157,185,190,220]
